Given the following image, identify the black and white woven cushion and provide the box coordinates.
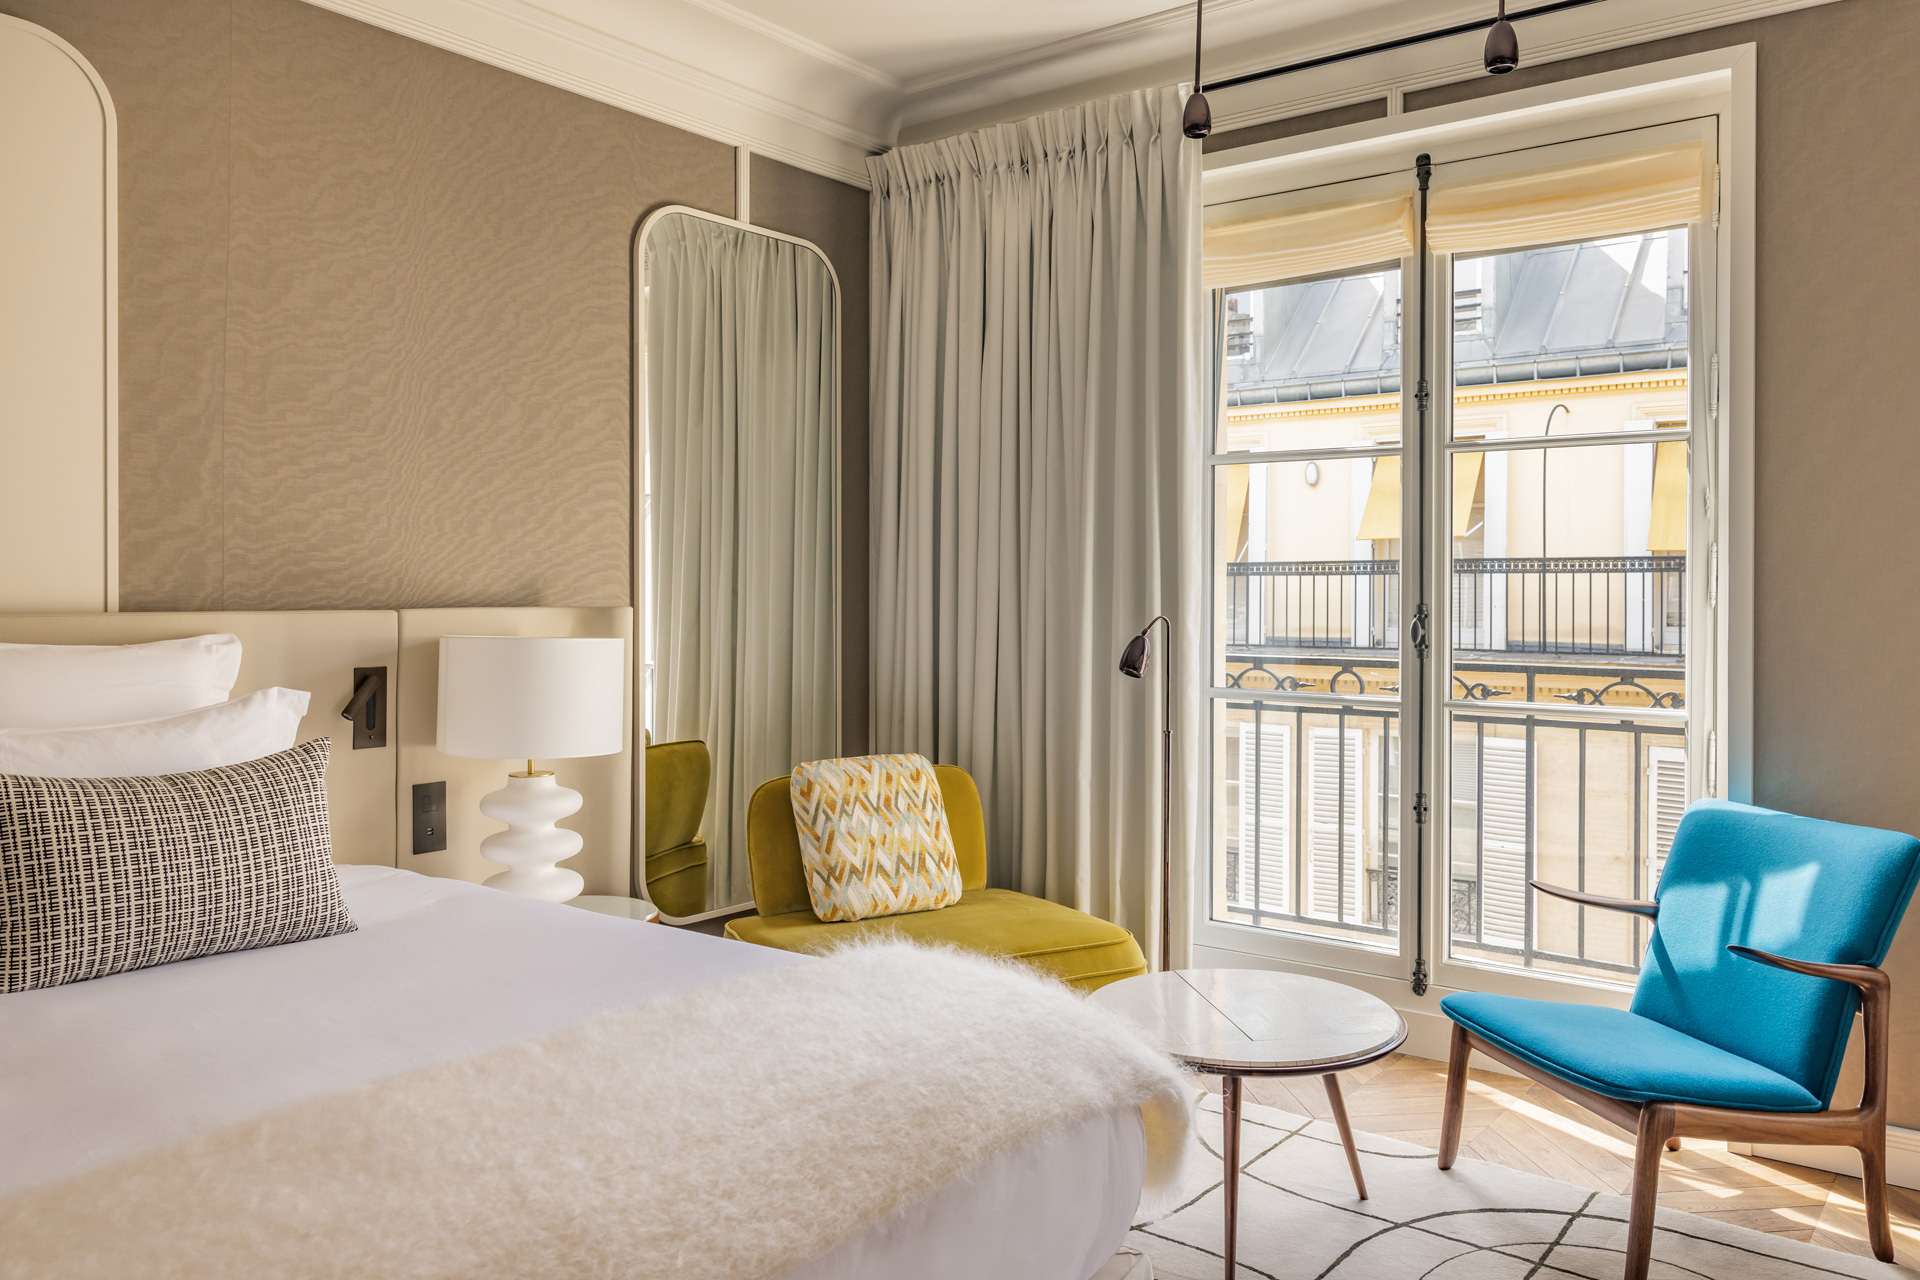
[0,737,354,993]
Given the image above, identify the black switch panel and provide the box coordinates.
[412,781,447,854]
[349,667,387,750]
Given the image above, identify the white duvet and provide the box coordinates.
[0,867,1149,1279]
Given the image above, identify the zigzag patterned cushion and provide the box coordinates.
[789,754,962,922]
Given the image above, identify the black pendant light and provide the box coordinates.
[1182,0,1211,139]
[1484,0,1520,73]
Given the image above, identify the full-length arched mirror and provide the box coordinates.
[635,207,841,921]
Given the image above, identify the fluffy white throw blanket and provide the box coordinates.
[1,941,1192,1280]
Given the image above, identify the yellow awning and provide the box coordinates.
[1355,456,1401,541]
[1453,452,1485,538]
[1218,464,1251,562]
[1648,433,1688,553]
[1353,452,1482,541]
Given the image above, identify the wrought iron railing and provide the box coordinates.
[1224,555,1685,660]
[1218,694,1685,979]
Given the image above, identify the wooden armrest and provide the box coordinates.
[1529,880,1658,918]
[1727,945,1889,994]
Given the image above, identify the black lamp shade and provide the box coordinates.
[1182,91,1212,140]
[1119,631,1152,679]
[1484,18,1519,73]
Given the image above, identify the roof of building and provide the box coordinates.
[1224,230,1690,407]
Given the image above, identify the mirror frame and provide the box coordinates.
[630,204,843,924]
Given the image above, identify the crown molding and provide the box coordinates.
[301,0,1845,187]
[898,0,1841,141]
[675,0,900,90]
[300,0,890,187]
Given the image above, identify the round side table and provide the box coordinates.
[1091,968,1406,1279]
[569,895,661,924]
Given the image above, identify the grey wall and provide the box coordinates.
[1211,0,1920,1125]
[1,0,864,631]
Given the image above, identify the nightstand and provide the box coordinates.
[570,895,661,924]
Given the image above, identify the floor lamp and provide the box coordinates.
[1119,615,1173,972]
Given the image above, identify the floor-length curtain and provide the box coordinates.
[868,87,1204,966]
[649,213,839,908]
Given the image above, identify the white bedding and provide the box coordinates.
[0,866,1144,1279]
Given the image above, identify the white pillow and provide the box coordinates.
[0,687,311,778]
[0,633,243,729]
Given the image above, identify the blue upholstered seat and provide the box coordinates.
[1442,992,1822,1110]
[1442,799,1920,1112]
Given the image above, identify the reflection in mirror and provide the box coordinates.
[639,209,840,918]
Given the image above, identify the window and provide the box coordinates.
[1203,126,1722,997]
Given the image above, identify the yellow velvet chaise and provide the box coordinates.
[723,766,1147,992]
[644,740,711,919]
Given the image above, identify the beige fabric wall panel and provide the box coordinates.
[397,608,633,897]
[1216,0,1920,1126]
[0,0,738,612]
[0,18,115,612]
[0,612,399,865]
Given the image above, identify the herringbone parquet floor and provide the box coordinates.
[1197,1052,1920,1267]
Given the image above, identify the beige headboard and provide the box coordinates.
[0,609,633,895]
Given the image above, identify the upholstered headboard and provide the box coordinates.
[0,609,633,894]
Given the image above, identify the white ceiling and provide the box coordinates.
[688,0,1426,91]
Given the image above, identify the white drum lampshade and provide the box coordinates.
[438,636,626,901]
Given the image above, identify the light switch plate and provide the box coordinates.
[412,781,447,854]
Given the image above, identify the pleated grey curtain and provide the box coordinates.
[867,87,1205,967]
[647,212,840,909]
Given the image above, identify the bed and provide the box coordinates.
[1,866,1150,1278]
[0,613,1170,1278]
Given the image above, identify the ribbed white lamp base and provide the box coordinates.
[478,771,585,902]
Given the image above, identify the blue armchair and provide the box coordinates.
[1437,799,1920,1280]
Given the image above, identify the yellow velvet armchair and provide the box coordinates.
[723,765,1147,992]
[644,740,711,918]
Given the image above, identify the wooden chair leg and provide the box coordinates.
[1861,1136,1895,1262]
[1624,1105,1673,1280]
[1438,1022,1471,1170]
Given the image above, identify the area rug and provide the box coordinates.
[1130,1092,1917,1279]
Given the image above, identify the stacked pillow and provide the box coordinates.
[0,634,355,993]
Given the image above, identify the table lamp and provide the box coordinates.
[437,635,626,901]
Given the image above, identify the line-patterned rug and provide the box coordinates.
[1131,1093,1916,1279]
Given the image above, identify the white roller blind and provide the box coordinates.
[1236,722,1292,914]
[1204,191,1415,291]
[1428,141,1709,256]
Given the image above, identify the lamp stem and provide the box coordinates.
[1161,625,1173,974]
[1140,615,1174,972]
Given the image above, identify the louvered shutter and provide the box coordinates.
[1305,726,1365,923]
[1647,745,1688,891]
[1235,723,1291,914]
[1479,737,1531,949]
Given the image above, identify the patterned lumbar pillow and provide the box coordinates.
[0,738,354,994]
[789,753,962,922]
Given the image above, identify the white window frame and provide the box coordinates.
[1193,46,1755,1055]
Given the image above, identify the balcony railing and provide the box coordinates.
[1219,695,1686,979]
[1224,555,1685,661]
